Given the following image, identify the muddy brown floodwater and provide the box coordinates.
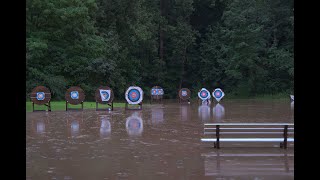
[26,99,294,180]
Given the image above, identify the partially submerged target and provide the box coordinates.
[125,86,143,110]
[150,86,164,103]
[65,86,85,111]
[95,86,114,111]
[30,86,52,112]
[178,88,191,103]
[126,113,143,136]
[198,88,211,102]
[212,88,225,102]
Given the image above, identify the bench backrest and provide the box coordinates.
[204,123,294,139]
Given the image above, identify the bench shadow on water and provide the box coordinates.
[26,100,294,180]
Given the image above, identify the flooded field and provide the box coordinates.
[26,99,294,180]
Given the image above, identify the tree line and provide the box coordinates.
[27,0,293,100]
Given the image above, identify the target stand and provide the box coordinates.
[178,88,191,104]
[95,86,114,111]
[150,86,164,104]
[65,86,85,111]
[30,86,52,112]
[125,86,144,110]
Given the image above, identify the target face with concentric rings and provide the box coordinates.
[71,91,79,99]
[99,89,111,101]
[212,88,225,102]
[181,90,187,96]
[151,88,164,95]
[125,86,144,104]
[36,92,45,100]
[198,88,211,101]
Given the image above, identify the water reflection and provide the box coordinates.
[151,106,164,125]
[212,103,225,122]
[30,113,49,137]
[31,118,49,137]
[126,112,143,136]
[67,112,83,138]
[180,104,191,121]
[202,150,294,177]
[198,104,211,122]
[99,115,111,138]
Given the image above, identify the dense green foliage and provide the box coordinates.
[27,0,293,100]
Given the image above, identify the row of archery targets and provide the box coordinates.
[29,85,225,112]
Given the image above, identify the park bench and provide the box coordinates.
[201,123,294,149]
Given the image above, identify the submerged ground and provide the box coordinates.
[26,99,294,180]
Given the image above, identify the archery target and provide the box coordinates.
[126,113,143,136]
[212,88,225,102]
[71,91,79,99]
[198,88,211,101]
[99,89,111,102]
[31,86,51,105]
[125,86,143,104]
[36,92,45,101]
[181,90,187,96]
[151,86,164,96]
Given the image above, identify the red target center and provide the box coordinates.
[201,92,206,96]
[131,92,137,98]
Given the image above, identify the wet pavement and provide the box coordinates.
[26,100,294,180]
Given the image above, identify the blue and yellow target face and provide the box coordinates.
[212,88,225,102]
[128,89,141,102]
[198,88,211,101]
[125,86,143,104]
[36,92,45,100]
[70,91,79,99]
[151,88,164,95]
[181,90,188,96]
[99,89,111,101]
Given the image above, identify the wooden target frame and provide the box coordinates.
[125,86,143,110]
[150,86,164,104]
[178,88,191,104]
[95,86,114,111]
[65,86,85,111]
[30,86,52,112]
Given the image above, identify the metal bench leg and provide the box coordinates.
[216,125,220,149]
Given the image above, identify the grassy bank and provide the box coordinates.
[26,101,127,112]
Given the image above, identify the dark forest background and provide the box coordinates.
[26,0,293,100]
